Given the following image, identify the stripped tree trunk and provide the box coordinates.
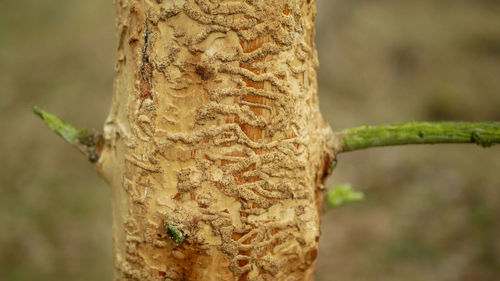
[97,0,334,280]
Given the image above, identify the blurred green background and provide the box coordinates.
[1,0,499,280]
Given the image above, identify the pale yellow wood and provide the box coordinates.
[97,0,334,280]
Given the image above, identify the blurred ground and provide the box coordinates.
[0,0,499,280]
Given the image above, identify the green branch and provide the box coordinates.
[334,121,500,154]
[33,105,84,145]
[33,105,102,163]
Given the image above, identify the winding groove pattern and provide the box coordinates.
[102,0,334,280]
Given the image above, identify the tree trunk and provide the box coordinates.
[97,0,334,280]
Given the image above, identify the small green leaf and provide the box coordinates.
[33,105,84,145]
[326,183,364,208]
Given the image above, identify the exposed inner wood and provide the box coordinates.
[98,0,335,280]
